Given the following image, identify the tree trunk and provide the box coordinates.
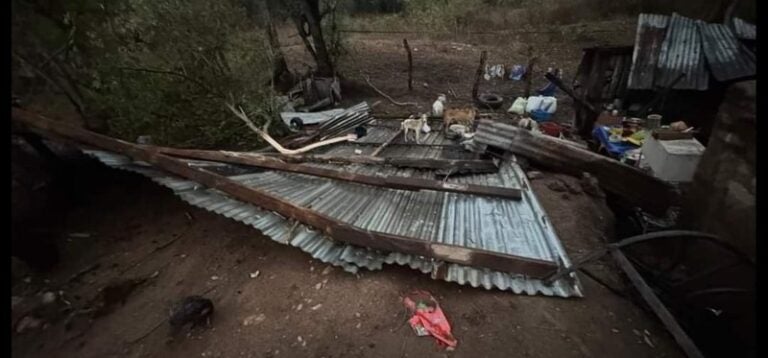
[291,0,334,77]
[264,0,292,89]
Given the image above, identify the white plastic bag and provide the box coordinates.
[507,97,528,115]
[524,96,557,114]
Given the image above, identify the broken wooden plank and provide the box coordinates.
[474,119,676,215]
[153,147,516,199]
[370,128,403,157]
[12,108,557,277]
[611,249,705,358]
[254,152,499,174]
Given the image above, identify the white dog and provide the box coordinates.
[402,114,427,143]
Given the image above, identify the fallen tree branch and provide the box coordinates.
[13,108,556,277]
[225,103,357,155]
[117,66,223,97]
[361,74,418,107]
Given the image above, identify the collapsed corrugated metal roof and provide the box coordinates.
[656,13,708,90]
[81,121,583,297]
[730,17,756,41]
[697,21,756,82]
[628,13,756,91]
[628,14,670,90]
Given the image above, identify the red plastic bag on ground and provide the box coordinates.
[402,290,457,350]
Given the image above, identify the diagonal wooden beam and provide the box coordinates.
[163,149,499,175]
[152,148,518,200]
[12,108,559,278]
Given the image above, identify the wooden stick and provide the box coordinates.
[12,108,558,277]
[472,51,487,100]
[371,128,403,157]
[362,74,418,107]
[611,250,705,358]
[403,38,413,91]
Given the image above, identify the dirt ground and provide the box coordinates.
[12,18,686,358]
[11,157,683,358]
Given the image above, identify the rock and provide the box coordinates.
[580,172,604,198]
[249,271,260,279]
[321,266,332,275]
[310,304,322,311]
[41,291,57,305]
[243,313,267,326]
[547,180,568,192]
[296,304,303,311]
[611,328,620,333]
[563,181,582,195]
[526,171,543,180]
[16,316,44,333]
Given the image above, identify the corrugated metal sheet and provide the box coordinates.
[80,124,583,297]
[655,13,708,91]
[628,13,670,90]
[731,17,756,40]
[698,21,756,82]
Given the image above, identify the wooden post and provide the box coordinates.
[472,51,487,100]
[403,38,413,91]
[523,46,535,98]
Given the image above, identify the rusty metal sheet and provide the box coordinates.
[628,13,670,90]
[698,21,756,82]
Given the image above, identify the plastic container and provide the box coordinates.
[646,114,662,130]
[530,110,553,122]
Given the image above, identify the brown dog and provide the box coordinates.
[443,107,477,130]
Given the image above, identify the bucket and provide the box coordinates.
[646,114,662,130]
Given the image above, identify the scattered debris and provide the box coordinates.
[402,290,457,350]
[68,233,91,238]
[16,315,44,333]
[41,291,57,305]
[643,334,656,348]
[68,262,101,283]
[527,171,543,180]
[242,313,266,326]
[547,180,568,192]
[169,296,214,334]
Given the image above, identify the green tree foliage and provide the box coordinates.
[13,0,287,149]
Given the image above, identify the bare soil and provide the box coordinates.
[11,159,682,358]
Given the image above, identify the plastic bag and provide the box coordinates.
[507,97,528,115]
